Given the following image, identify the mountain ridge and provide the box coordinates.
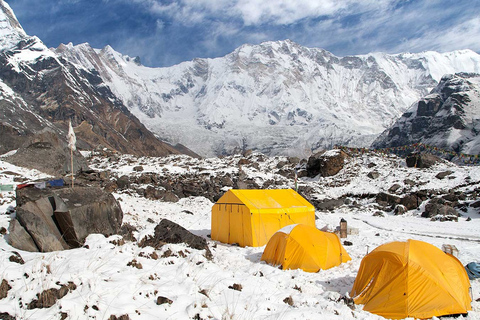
[56,39,480,157]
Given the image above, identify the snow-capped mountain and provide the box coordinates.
[0,0,184,157]
[372,72,480,155]
[56,40,480,157]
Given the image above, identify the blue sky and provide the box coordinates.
[7,0,480,68]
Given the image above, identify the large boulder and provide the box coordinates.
[306,149,347,177]
[10,186,123,252]
[405,153,443,168]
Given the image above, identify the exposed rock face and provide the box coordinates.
[140,219,212,260]
[10,186,123,252]
[306,150,347,177]
[373,73,480,156]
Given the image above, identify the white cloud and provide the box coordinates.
[394,17,480,53]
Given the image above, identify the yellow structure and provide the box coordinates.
[211,189,315,247]
[351,239,472,319]
[261,224,351,272]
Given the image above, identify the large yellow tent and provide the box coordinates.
[211,189,315,247]
[261,224,351,272]
[351,239,471,319]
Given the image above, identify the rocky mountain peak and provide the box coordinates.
[372,72,480,155]
[0,0,26,47]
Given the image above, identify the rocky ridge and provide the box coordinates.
[373,73,480,155]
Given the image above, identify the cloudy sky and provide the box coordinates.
[7,0,480,68]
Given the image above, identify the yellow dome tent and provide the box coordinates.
[261,224,351,272]
[211,189,315,247]
[350,239,471,319]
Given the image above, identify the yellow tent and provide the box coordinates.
[351,239,471,319]
[261,224,351,272]
[211,189,315,247]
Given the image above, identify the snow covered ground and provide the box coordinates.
[0,152,479,319]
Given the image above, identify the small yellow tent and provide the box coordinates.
[351,239,471,319]
[211,189,315,247]
[261,224,351,272]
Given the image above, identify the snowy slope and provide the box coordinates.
[0,151,479,319]
[56,41,480,157]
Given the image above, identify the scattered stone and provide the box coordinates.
[9,251,25,264]
[312,198,345,211]
[229,283,243,291]
[27,282,77,309]
[436,171,454,179]
[373,211,384,217]
[156,296,173,305]
[388,184,402,193]
[401,194,420,210]
[199,289,209,298]
[120,223,137,242]
[404,179,416,186]
[0,279,11,299]
[470,200,480,208]
[127,259,143,269]
[367,162,376,168]
[109,315,130,320]
[0,313,15,320]
[133,166,144,172]
[283,296,294,306]
[343,241,353,246]
[466,217,472,221]
[367,171,380,179]
[394,205,407,215]
[376,192,401,207]
[116,175,130,189]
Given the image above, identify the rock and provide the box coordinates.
[436,170,454,179]
[7,219,39,252]
[376,192,401,206]
[367,162,377,168]
[401,194,421,210]
[156,296,173,305]
[27,282,77,309]
[11,186,123,251]
[367,171,380,179]
[116,175,130,189]
[52,187,123,247]
[470,200,480,208]
[140,219,212,260]
[144,186,164,200]
[422,202,458,218]
[388,184,402,193]
[306,149,347,177]
[0,279,11,299]
[163,191,179,202]
[404,179,416,186]
[9,252,25,264]
[405,153,443,168]
[312,198,345,211]
[16,207,67,252]
[0,313,15,320]
[133,166,144,172]
[394,204,407,215]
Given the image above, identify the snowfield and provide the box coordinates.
[0,151,479,320]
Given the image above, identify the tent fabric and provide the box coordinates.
[261,224,351,272]
[351,239,472,319]
[211,189,315,247]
